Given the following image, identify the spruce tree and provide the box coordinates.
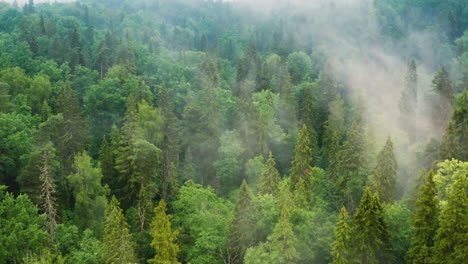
[406,170,439,264]
[231,180,256,262]
[370,137,397,203]
[259,152,280,195]
[270,204,299,264]
[431,66,454,136]
[290,124,313,207]
[148,200,181,264]
[331,207,350,264]
[439,90,468,161]
[39,150,57,241]
[301,87,319,164]
[350,188,392,264]
[103,196,137,264]
[432,172,468,264]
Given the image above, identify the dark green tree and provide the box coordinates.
[290,124,313,208]
[431,66,454,136]
[350,188,392,264]
[370,137,398,203]
[406,170,439,264]
[259,152,280,195]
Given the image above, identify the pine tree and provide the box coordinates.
[148,199,181,264]
[103,196,137,264]
[335,121,370,211]
[39,150,58,242]
[259,152,280,195]
[301,87,319,164]
[350,188,392,264]
[270,205,299,264]
[432,172,468,264]
[406,170,439,264]
[231,180,256,262]
[57,82,88,173]
[290,124,313,207]
[399,59,418,139]
[370,137,397,203]
[431,66,454,136]
[159,85,179,201]
[439,90,468,161]
[331,207,350,264]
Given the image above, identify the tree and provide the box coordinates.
[287,52,312,85]
[269,205,299,264]
[103,196,137,264]
[39,150,58,241]
[406,170,439,264]
[335,121,371,211]
[350,188,392,264]
[439,90,468,161]
[230,180,256,263]
[300,86,319,164]
[399,59,418,140]
[148,199,181,264]
[290,124,313,208]
[330,207,351,264]
[67,152,107,235]
[431,66,454,136]
[370,137,398,203]
[57,82,89,173]
[0,191,47,263]
[432,170,468,264]
[259,152,280,195]
[0,82,13,112]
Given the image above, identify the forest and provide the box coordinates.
[0,0,467,263]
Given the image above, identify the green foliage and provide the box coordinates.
[287,52,312,85]
[406,170,439,264]
[103,196,137,264]
[370,137,398,203]
[384,203,414,263]
[350,188,392,264]
[432,168,468,264]
[331,207,350,264]
[290,124,313,208]
[68,151,107,235]
[148,199,181,264]
[0,192,47,264]
[259,152,280,196]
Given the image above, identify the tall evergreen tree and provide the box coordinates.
[399,59,418,140]
[331,207,350,264]
[431,66,454,136]
[290,124,313,207]
[406,170,439,264]
[39,150,58,242]
[103,196,137,264]
[350,188,392,264]
[269,203,299,264]
[259,152,280,195]
[231,180,256,263]
[432,172,468,264]
[148,199,181,264]
[301,86,319,164]
[439,90,468,161]
[370,137,398,203]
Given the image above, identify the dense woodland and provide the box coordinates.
[0,0,467,263]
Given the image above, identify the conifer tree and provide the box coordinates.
[39,150,57,241]
[259,152,280,195]
[335,121,370,211]
[370,137,397,203]
[331,207,350,264]
[350,188,392,264]
[231,180,256,262]
[399,59,418,139]
[439,90,468,161]
[431,66,454,136]
[270,202,299,264]
[103,196,137,264]
[432,172,468,264]
[159,85,179,201]
[406,170,439,264]
[290,124,313,207]
[148,199,181,264]
[100,134,116,190]
[301,87,319,164]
